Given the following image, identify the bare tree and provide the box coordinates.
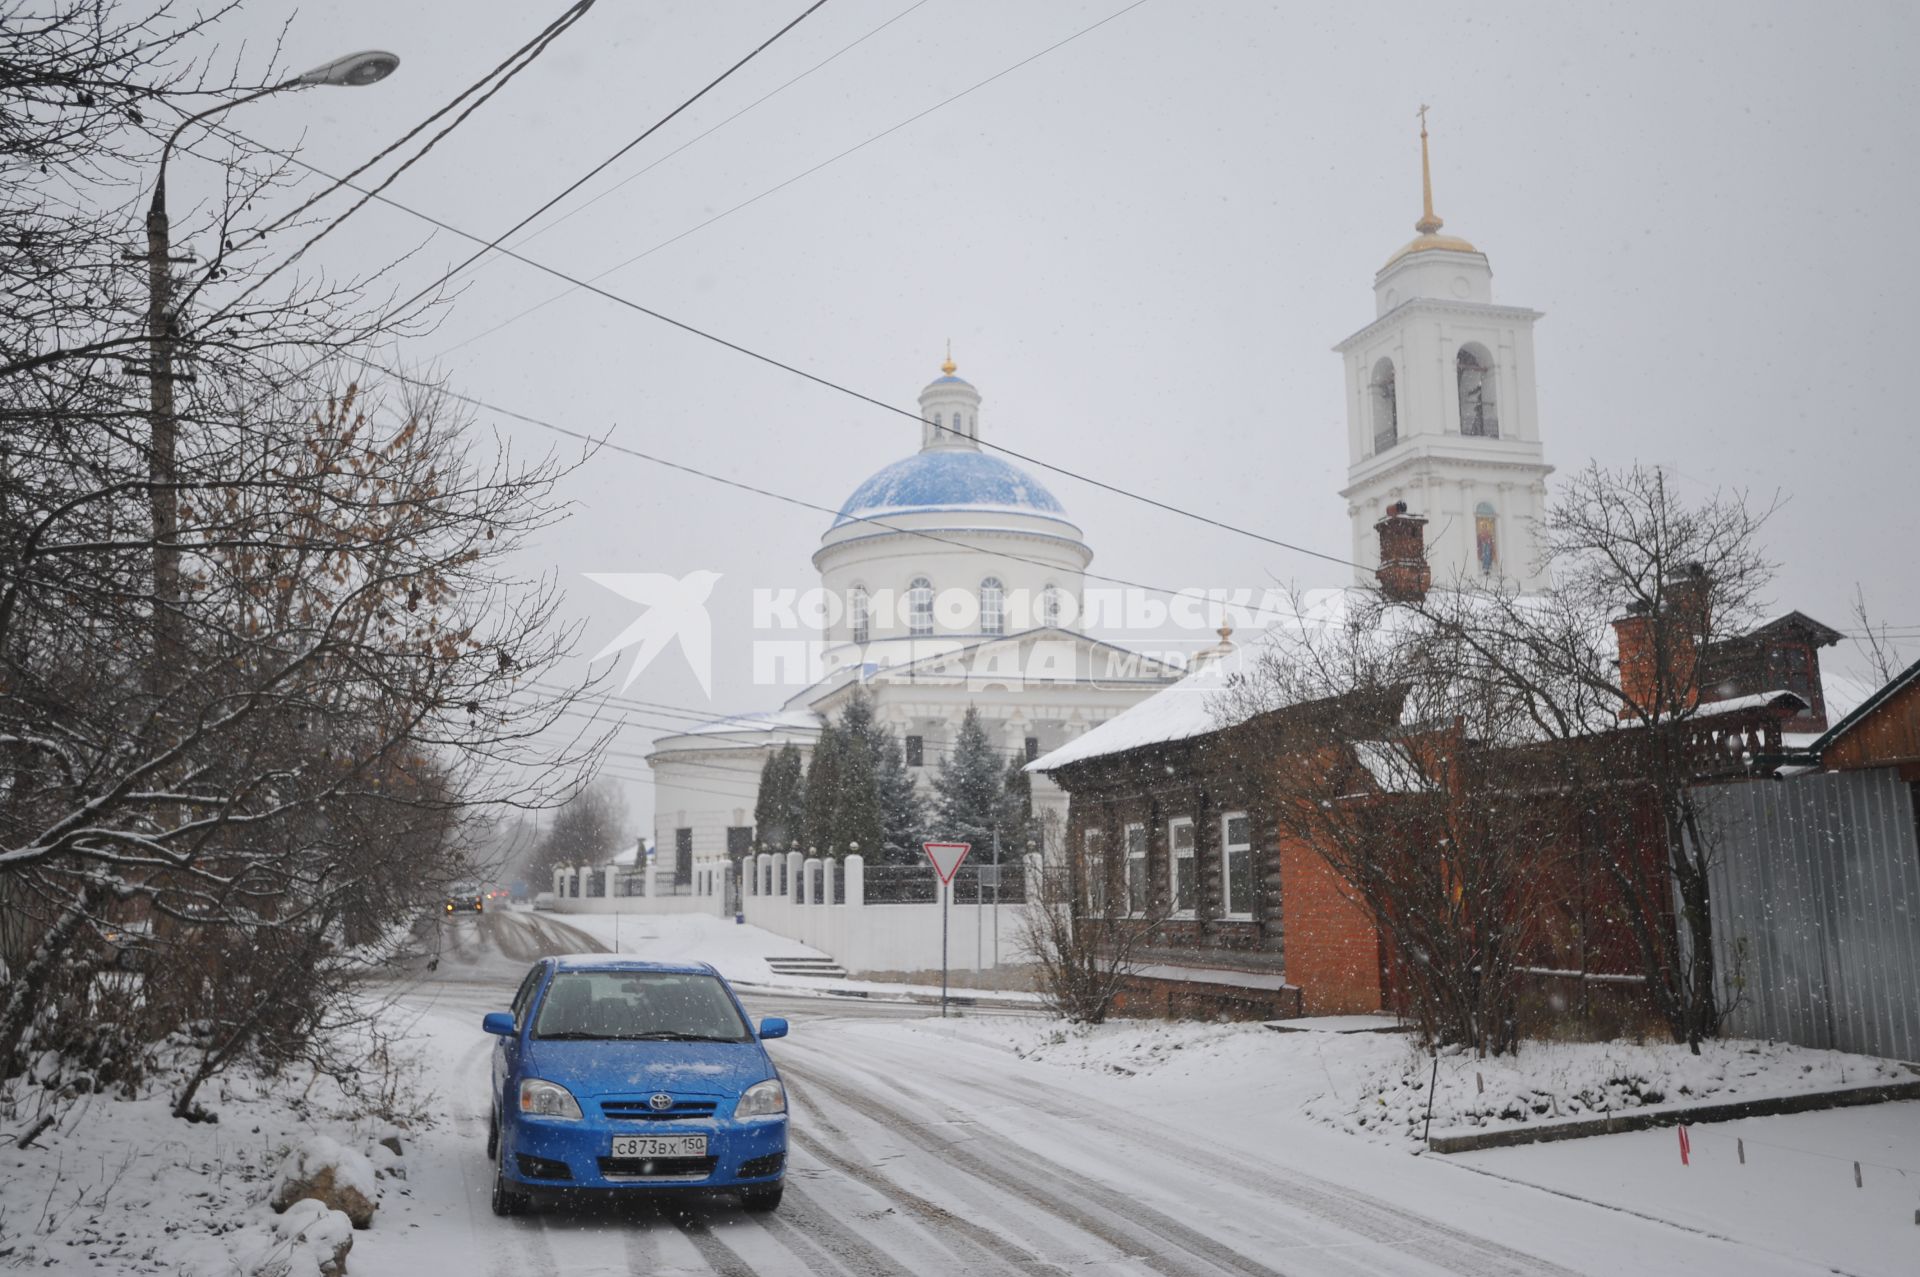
[1219,589,1564,1055]
[1019,810,1167,1024]
[1406,463,1779,1051]
[1848,584,1910,687]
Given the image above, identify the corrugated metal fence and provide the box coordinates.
[1696,767,1920,1061]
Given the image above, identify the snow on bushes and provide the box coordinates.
[1305,1037,1909,1148]
[248,1198,354,1277]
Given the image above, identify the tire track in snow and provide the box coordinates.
[784,1057,1298,1277]
[822,1031,1576,1277]
[783,1078,1066,1275]
[672,1211,762,1276]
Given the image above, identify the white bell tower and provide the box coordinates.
[1335,110,1552,592]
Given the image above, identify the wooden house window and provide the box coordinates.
[1083,828,1107,915]
[1168,817,1197,916]
[1221,812,1253,918]
[1124,822,1148,915]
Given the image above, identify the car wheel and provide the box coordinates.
[486,1109,499,1162]
[738,1183,783,1213]
[491,1154,528,1217]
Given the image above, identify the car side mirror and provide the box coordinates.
[758,1016,788,1040]
[481,1011,517,1036]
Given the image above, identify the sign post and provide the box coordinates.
[923,841,972,1017]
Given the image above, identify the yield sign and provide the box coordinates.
[922,841,972,885]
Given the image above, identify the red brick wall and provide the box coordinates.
[1276,829,1384,1014]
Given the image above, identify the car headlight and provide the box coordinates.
[734,1078,786,1119]
[519,1078,582,1120]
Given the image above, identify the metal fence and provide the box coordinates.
[862,861,1028,906]
[1694,767,1920,1060]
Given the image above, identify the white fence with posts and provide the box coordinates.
[543,850,1042,975]
[741,851,1042,974]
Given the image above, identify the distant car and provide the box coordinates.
[444,891,485,915]
[531,891,555,911]
[482,958,788,1216]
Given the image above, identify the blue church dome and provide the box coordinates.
[832,449,1068,529]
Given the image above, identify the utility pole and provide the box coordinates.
[137,52,398,684]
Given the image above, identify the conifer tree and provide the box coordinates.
[996,752,1036,861]
[873,728,927,864]
[827,695,884,859]
[933,707,1002,848]
[753,743,807,852]
[802,722,842,856]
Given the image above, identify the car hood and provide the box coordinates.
[521,1038,772,1099]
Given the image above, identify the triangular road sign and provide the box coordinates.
[922,841,972,885]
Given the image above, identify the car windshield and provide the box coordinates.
[532,970,752,1043]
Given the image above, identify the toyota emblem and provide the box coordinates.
[648,1092,673,1111]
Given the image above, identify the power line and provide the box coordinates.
[450,0,935,284]
[352,359,1333,627]
[206,15,1363,577]
[381,0,832,325]
[433,0,1147,360]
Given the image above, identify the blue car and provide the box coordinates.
[483,957,789,1215]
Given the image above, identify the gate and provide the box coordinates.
[1696,767,1920,1060]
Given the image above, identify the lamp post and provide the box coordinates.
[144,50,398,677]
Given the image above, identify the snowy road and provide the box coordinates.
[359,915,1846,1276]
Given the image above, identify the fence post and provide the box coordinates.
[787,851,804,902]
[844,854,865,908]
[802,857,820,905]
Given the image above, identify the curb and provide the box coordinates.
[1426,1076,1920,1154]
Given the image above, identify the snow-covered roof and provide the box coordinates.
[669,708,821,738]
[831,449,1071,529]
[1029,590,1362,771]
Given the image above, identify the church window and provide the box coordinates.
[1457,344,1499,437]
[1474,502,1498,574]
[933,413,943,431]
[980,577,1005,634]
[1042,584,1062,627]
[908,577,934,634]
[1024,735,1039,762]
[905,735,924,767]
[850,585,869,644]
[1371,358,1398,452]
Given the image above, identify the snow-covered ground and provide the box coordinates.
[0,1032,422,1275]
[17,910,1915,1276]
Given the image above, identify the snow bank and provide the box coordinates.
[248,1197,354,1277]
[1305,1037,1911,1148]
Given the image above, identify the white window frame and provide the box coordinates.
[850,584,870,644]
[980,577,1005,635]
[1083,827,1107,915]
[907,576,934,635]
[1168,817,1196,917]
[1220,810,1253,919]
[1123,821,1148,916]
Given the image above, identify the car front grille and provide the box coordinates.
[597,1155,717,1182]
[601,1099,719,1122]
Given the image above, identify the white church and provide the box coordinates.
[645,119,1552,880]
[644,353,1186,879]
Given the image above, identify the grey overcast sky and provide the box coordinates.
[203,0,1920,834]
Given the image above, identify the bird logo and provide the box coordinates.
[585,570,722,696]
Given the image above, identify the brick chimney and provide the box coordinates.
[1373,501,1430,604]
[1613,564,1710,719]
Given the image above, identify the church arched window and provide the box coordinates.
[907,577,934,635]
[1474,502,1498,574]
[850,584,870,644]
[933,413,943,432]
[1457,344,1498,437]
[980,578,1005,634]
[1043,584,1062,628]
[1371,358,1398,452]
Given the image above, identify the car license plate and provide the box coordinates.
[611,1134,707,1159]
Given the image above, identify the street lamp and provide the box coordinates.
[143,50,399,675]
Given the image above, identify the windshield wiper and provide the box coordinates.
[628,1031,741,1043]
[536,1031,611,1040]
